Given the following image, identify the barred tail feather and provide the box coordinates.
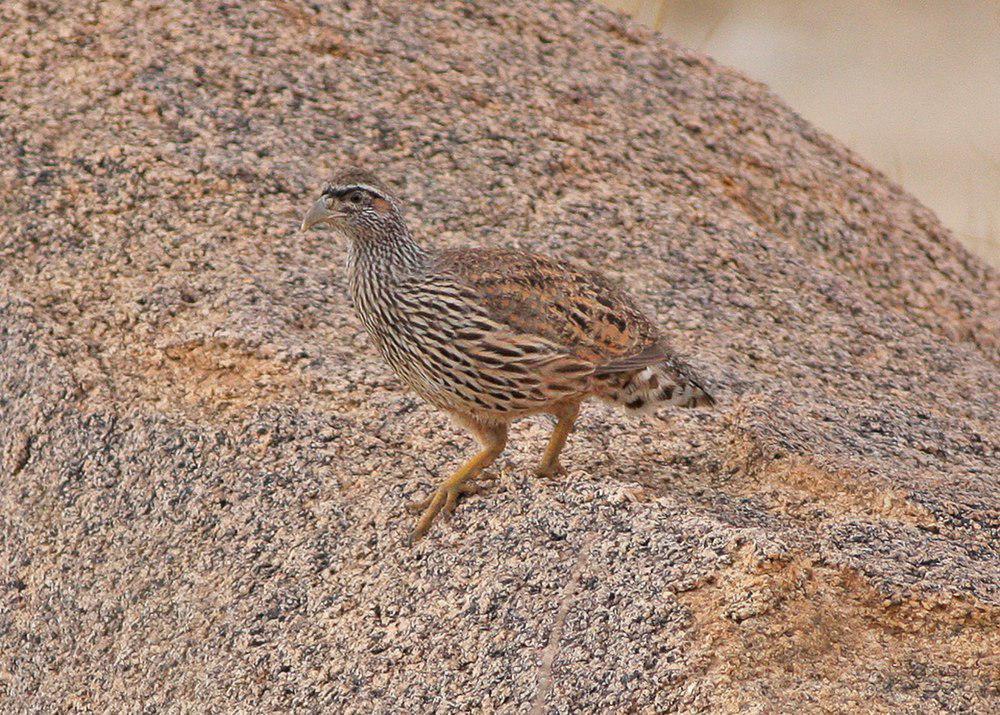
[596,364,714,414]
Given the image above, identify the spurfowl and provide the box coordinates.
[301,169,714,541]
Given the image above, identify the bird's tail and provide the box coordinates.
[594,363,714,414]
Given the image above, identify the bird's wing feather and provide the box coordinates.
[595,340,710,393]
[592,343,669,374]
[429,248,660,368]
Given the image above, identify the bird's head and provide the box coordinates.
[299,168,405,242]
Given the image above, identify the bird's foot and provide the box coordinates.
[406,475,495,543]
[534,459,566,480]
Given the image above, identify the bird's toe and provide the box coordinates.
[534,459,567,479]
[407,477,495,540]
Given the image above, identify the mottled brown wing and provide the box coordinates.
[430,248,660,368]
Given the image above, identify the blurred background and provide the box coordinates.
[602,0,999,266]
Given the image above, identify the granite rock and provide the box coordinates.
[1,1,997,712]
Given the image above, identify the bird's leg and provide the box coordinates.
[535,402,581,479]
[407,420,508,543]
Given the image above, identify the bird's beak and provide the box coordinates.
[300,198,333,231]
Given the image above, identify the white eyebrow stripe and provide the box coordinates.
[328,183,392,202]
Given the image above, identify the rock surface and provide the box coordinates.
[1,0,997,711]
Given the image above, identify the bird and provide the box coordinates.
[300,168,714,542]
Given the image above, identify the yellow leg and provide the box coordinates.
[407,419,508,543]
[536,402,580,479]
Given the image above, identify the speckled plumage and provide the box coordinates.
[302,169,714,540]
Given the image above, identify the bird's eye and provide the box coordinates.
[348,191,364,205]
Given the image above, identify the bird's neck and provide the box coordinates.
[347,224,427,291]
